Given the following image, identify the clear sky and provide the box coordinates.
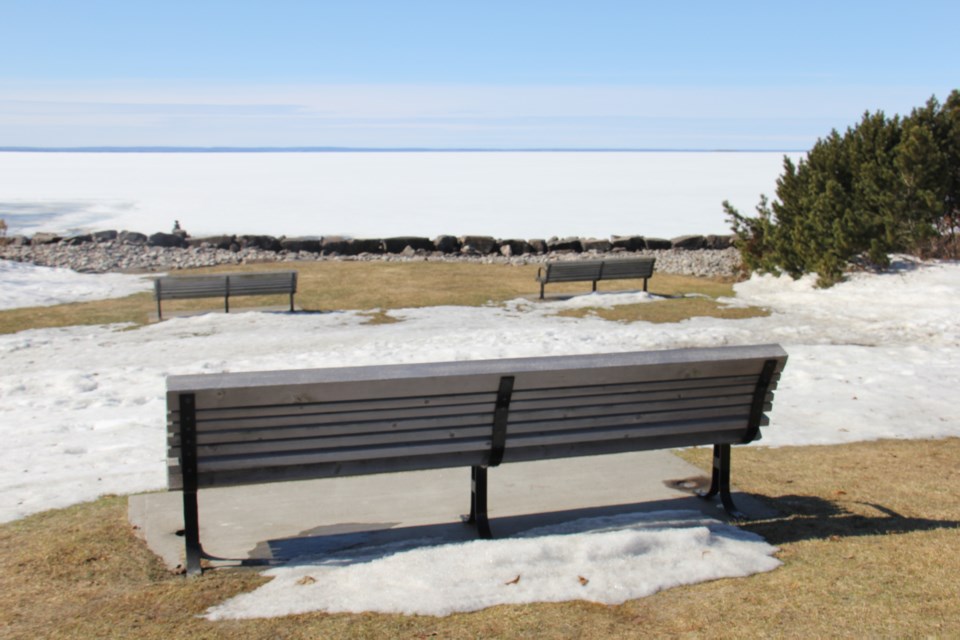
[1,0,957,149]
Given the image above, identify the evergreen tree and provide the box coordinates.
[726,90,960,286]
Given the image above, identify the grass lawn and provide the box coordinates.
[2,440,957,638]
[0,260,767,334]
[2,261,956,638]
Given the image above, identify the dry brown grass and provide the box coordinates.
[0,260,763,334]
[2,439,957,638]
[554,297,768,324]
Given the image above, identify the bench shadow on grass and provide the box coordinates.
[211,493,772,570]
[192,489,959,572]
[736,493,960,545]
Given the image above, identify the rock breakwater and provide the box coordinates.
[1,231,743,278]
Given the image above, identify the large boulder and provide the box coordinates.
[381,236,434,253]
[459,235,499,254]
[118,230,148,245]
[705,234,733,250]
[499,239,533,257]
[643,237,672,250]
[322,237,382,255]
[581,237,612,253]
[350,239,384,255]
[433,235,461,254]
[671,235,706,250]
[527,239,548,254]
[239,235,283,252]
[92,230,118,242]
[188,235,235,250]
[547,237,583,253]
[31,232,61,245]
[63,234,93,246]
[610,235,645,251]
[280,237,322,253]
[148,232,188,248]
[320,236,351,255]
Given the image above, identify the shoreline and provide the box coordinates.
[1,230,742,279]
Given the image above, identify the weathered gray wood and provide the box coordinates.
[536,257,656,297]
[168,346,787,577]
[166,345,787,495]
[154,271,297,318]
[166,345,783,409]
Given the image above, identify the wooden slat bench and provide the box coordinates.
[166,344,787,575]
[153,271,297,320]
[535,257,656,299]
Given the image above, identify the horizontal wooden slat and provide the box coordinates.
[167,348,786,411]
[165,386,773,446]
[194,438,494,473]
[166,375,767,427]
[165,345,788,490]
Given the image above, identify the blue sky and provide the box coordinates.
[1,0,957,149]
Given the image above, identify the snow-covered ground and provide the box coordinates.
[1,256,957,617]
[0,259,156,309]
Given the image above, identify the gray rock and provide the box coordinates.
[610,235,645,251]
[705,234,733,250]
[63,234,93,246]
[239,235,282,251]
[93,230,118,242]
[433,235,461,253]
[671,235,706,250]
[148,232,188,248]
[188,235,235,250]
[547,237,582,252]
[459,235,498,254]
[382,236,434,253]
[581,238,612,252]
[31,232,61,245]
[644,237,672,250]
[499,239,533,256]
[527,239,548,254]
[280,237,322,253]
[349,238,384,255]
[320,236,351,255]
[118,230,148,245]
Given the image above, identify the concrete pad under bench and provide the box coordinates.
[129,448,775,573]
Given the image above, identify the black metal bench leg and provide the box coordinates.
[698,444,747,520]
[179,392,206,575]
[464,465,493,538]
[182,489,203,576]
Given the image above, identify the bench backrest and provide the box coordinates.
[598,257,655,279]
[167,345,787,490]
[541,258,655,283]
[155,271,297,300]
[541,261,604,283]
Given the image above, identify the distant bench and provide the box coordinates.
[535,257,656,299]
[153,271,298,320]
[166,344,787,575]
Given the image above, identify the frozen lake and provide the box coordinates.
[0,151,797,240]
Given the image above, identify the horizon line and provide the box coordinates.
[0,145,805,154]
